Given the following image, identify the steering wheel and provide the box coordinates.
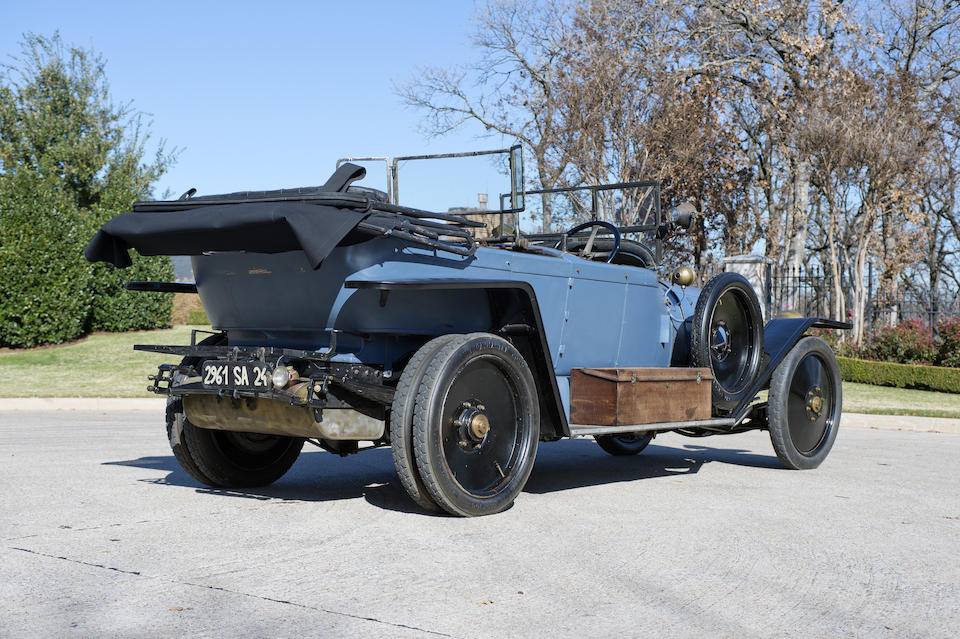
[555,221,621,263]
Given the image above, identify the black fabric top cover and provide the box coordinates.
[84,164,373,269]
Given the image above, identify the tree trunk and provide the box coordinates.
[539,192,553,234]
[536,158,554,233]
[850,219,875,346]
[826,205,845,326]
[786,158,811,270]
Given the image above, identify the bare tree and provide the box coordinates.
[532,0,759,265]
[690,0,854,269]
[871,0,960,331]
[399,0,960,340]
[397,0,577,232]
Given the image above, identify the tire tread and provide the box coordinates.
[165,396,215,485]
[390,334,463,511]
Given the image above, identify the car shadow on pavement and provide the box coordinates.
[522,439,782,494]
[103,438,782,515]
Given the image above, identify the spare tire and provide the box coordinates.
[690,273,764,413]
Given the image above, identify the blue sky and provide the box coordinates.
[0,1,517,212]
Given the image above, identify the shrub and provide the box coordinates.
[0,33,176,346]
[937,318,960,368]
[860,319,937,365]
[0,177,93,347]
[87,256,174,332]
[838,356,960,394]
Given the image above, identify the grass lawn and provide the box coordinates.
[3,327,960,417]
[0,326,209,398]
[841,382,960,419]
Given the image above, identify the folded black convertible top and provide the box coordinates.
[84,164,481,269]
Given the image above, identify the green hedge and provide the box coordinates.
[0,174,174,346]
[87,257,174,332]
[0,178,93,347]
[838,356,960,394]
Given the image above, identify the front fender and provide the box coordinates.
[731,317,851,420]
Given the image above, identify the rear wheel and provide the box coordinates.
[168,404,304,488]
[188,424,303,488]
[166,396,214,485]
[389,334,464,511]
[413,333,539,517]
[594,432,654,456]
[768,337,842,470]
[166,332,304,488]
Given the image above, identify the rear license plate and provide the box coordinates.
[201,360,272,391]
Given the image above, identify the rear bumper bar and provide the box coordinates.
[143,337,394,418]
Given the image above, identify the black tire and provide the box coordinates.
[177,419,304,488]
[691,273,764,413]
[767,336,842,470]
[389,334,465,511]
[166,333,224,486]
[166,395,215,485]
[565,238,657,268]
[165,332,304,488]
[413,333,540,517]
[594,432,654,456]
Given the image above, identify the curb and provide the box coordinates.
[0,398,165,412]
[840,412,960,434]
[0,399,958,434]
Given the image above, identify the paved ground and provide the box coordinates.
[1,410,958,638]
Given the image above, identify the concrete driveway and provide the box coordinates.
[2,409,958,638]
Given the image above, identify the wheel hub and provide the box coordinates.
[469,412,490,439]
[455,402,490,448]
[711,321,732,362]
[805,386,824,420]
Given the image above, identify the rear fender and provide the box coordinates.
[345,279,568,438]
[731,317,851,420]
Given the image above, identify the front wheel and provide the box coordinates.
[767,337,842,470]
[413,333,540,517]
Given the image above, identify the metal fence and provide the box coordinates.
[768,265,831,319]
[758,263,960,334]
[867,295,960,330]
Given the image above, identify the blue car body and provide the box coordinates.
[192,237,698,431]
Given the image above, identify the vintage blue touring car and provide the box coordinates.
[85,145,848,516]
